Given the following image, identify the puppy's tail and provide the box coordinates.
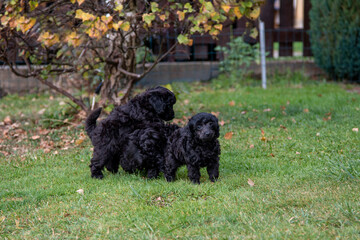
[85,108,102,138]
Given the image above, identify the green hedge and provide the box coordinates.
[309,0,360,82]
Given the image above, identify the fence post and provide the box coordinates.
[259,19,267,89]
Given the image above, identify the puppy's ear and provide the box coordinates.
[149,95,164,114]
[213,116,220,139]
[187,117,196,135]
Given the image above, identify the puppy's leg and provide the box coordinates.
[207,161,219,182]
[164,154,178,182]
[106,155,120,174]
[90,147,114,179]
[186,165,201,184]
[147,167,159,179]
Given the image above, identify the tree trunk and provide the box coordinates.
[100,1,138,107]
[100,31,138,107]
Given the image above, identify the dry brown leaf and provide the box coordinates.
[303,108,309,113]
[263,108,271,112]
[249,144,254,149]
[183,99,190,105]
[211,111,220,118]
[271,117,276,121]
[219,120,225,126]
[352,128,358,132]
[31,135,40,140]
[3,116,12,125]
[224,132,233,140]
[241,111,247,115]
[270,153,275,157]
[229,100,235,106]
[76,189,84,194]
[247,178,255,187]
[75,138,84,145]
[37,109,46,115]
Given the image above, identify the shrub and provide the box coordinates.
[309,0,360,82]
[215,36,260,81]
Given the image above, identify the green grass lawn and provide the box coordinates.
[1,76,360,239]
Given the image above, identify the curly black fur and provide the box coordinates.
[85,86,176,179]
[121,122,179,179]
[164,112,221,184]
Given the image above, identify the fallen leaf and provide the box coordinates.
[183,99,190,105]
[224,132,233,140]
[241,111,247,115]
[37,109,46,115]
[352,128,359,132]
[263,108,271,112]
[229,100,235,106]
[296,152,300,155]
[247,178,255,187]
[219,120,225,126]
[31,135,40,140]
[316,132,320,136]
[3,116,12,125]
[76,189,84,194]
[44,148,51,153]
[59,101,66,106]
[270,153,275,157]
[211,112,220,118]
[75,138,84,145]
[271,117,276,121]
[303,108,309,113]
[249,144,254,149]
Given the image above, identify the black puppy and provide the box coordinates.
[85,86,176,179]
[121,122,179,178]
[164,112,221,184]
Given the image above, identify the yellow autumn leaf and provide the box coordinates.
[159,14,166,21]
[221,5,231,13]
[38,31,59,47]
[66,31,82,47]
[233,7,242,19]
[249,6,260,20]
[177,11,185,21]
[18,16,36,33]
[112,21,123,31]
[120,21,130,31]
[77,0,85,5]
[203,23,212,32]
[214,24,223,31]
[75,9,96,22]
[101,15,113,25]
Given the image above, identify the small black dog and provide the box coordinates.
[85,86,176,179]
[164,112,221,184]
[121,122,179,178]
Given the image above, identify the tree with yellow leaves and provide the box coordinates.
[0,0,262,111]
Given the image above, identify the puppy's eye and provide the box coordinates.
[196,125,202,130]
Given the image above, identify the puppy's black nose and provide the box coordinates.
[205,132,213,138]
